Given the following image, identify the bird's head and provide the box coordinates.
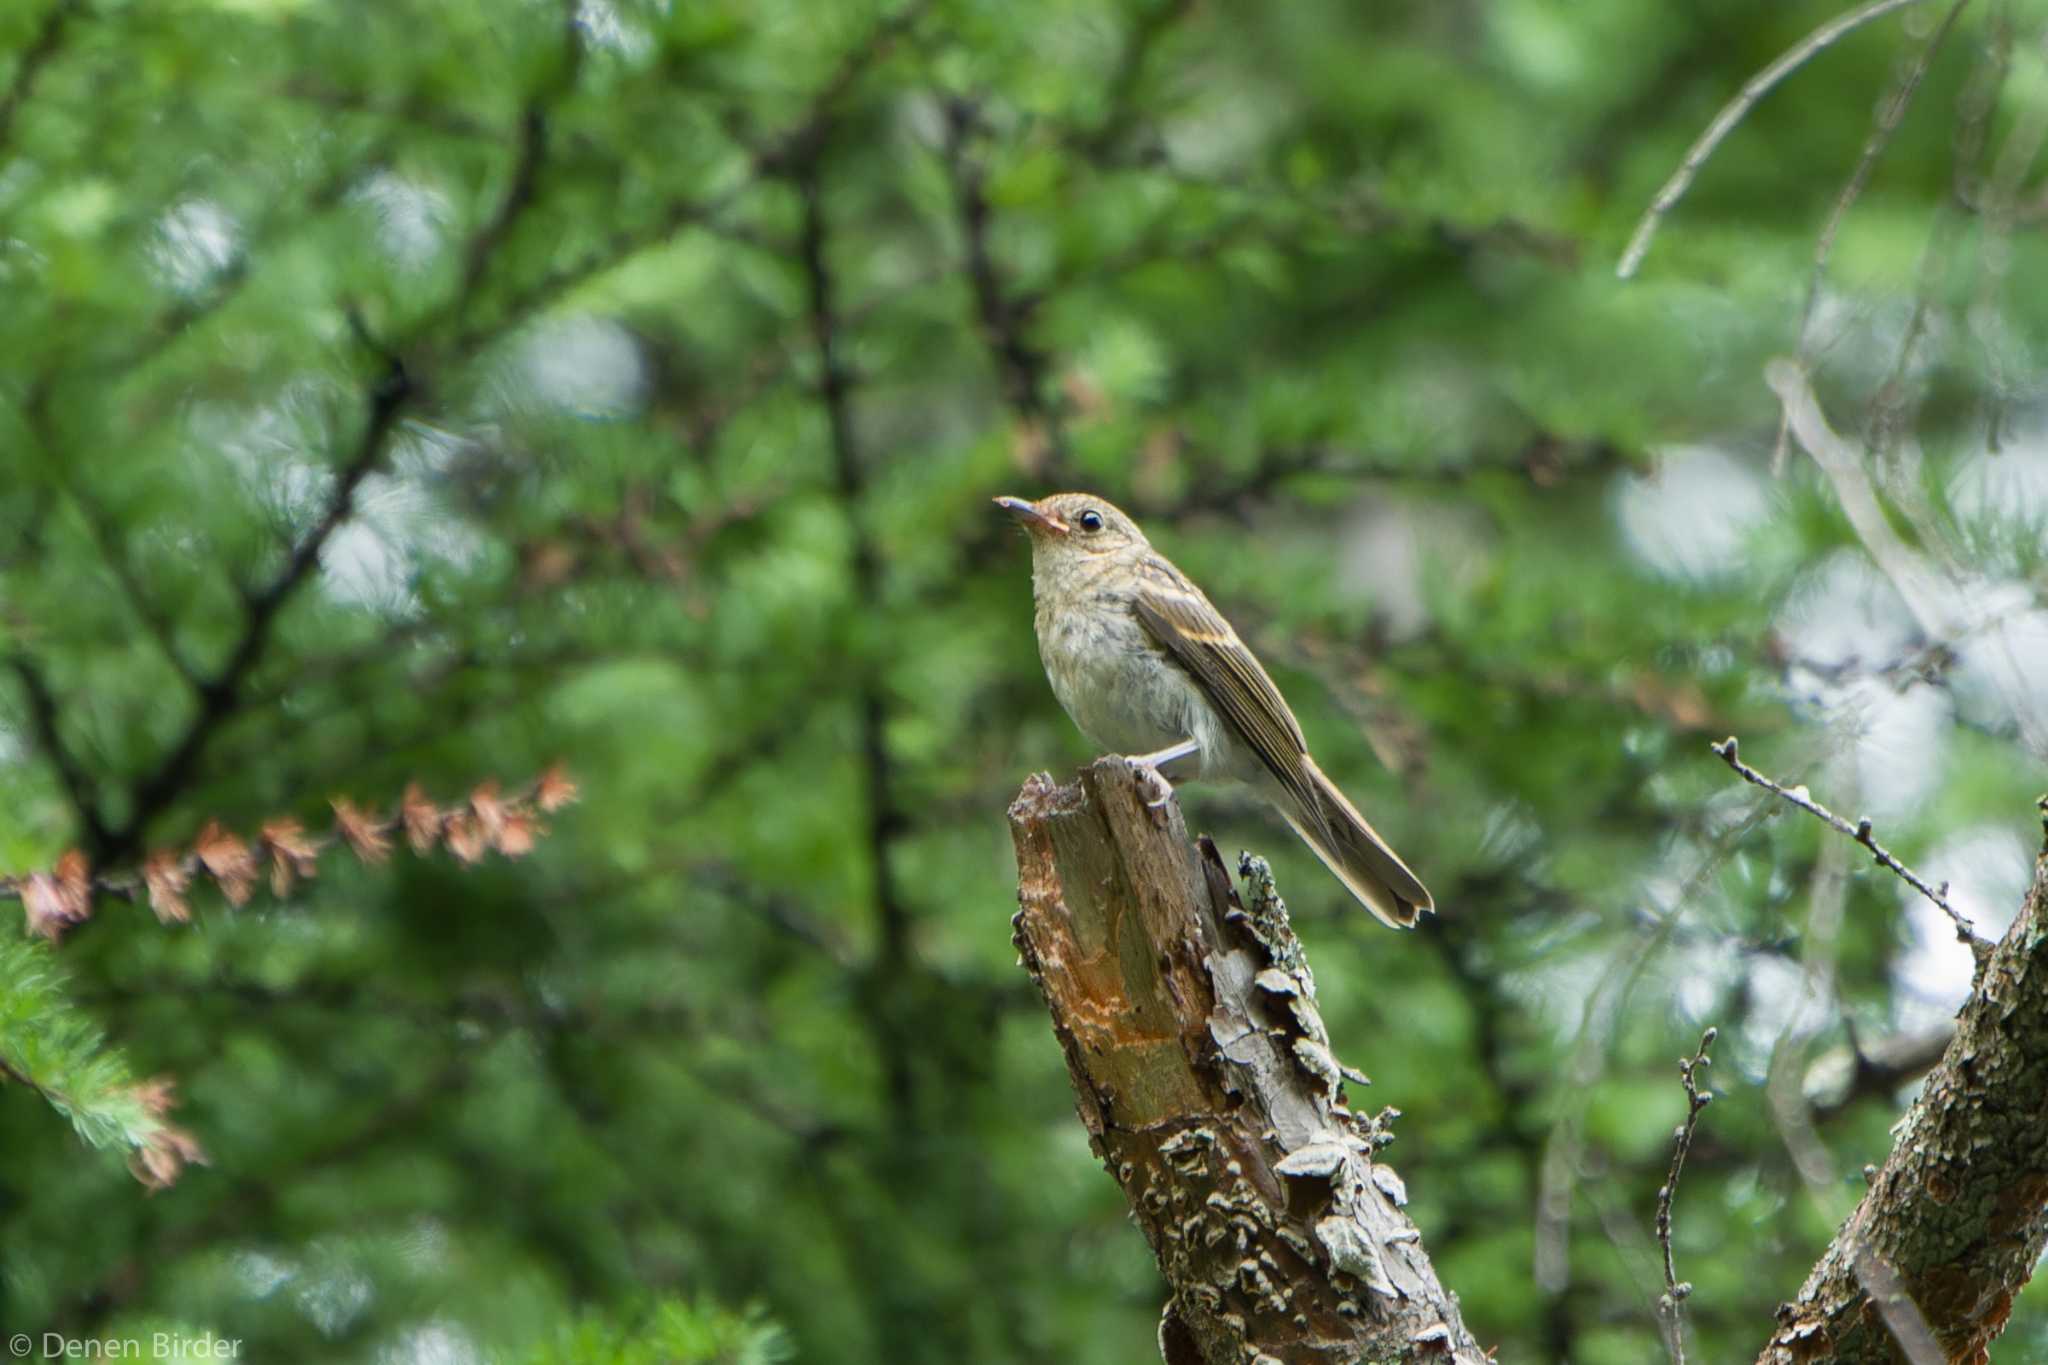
[993,493,1148,565]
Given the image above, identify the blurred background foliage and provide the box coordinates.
[2,0,2047,1360]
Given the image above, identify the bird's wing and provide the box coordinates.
[1130,556,1314,808]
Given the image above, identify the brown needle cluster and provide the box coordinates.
[3,765,579,941]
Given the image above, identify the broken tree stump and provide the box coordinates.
[1008,757,1485,1365]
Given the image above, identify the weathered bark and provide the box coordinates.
[1760,822,2048,1365]
[1008,759,1486,1365]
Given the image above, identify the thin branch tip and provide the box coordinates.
[1617,0,1935,278]
[1653,1028,1719,1362]
[1710,733,1988,951]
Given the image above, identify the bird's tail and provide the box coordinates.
[1274,756,1434,929]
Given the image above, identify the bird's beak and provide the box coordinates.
[993,495,1068,536]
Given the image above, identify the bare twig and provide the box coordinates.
[1769,357,2048,759]
[1618,0,1935,279]
[1708,736,1989,955]
[1771,359,1934,596]
[1798,0,1973,354]
[1654,1027,1718,1364]
[1967,22,2048,451]
[1766,831,1858,1208]
[1868,6,2010,454]
[1535,794,1776,1296]
[1761,818,2048,1361]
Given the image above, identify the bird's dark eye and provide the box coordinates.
[1077,509,1105,533]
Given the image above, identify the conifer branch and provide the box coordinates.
[0,767,577,1191]
[0,934,209,1191]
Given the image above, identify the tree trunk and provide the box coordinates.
[1760,820,2048,1364]
[1007,759,1486,1365]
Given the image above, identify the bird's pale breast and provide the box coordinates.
[1032,559,1235,776]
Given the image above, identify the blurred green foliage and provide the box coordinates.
[524,1297,789,1365]
[2,0,2046,1361]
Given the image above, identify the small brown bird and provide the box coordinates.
[996,491,1433,928]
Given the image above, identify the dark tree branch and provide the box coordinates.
[795,146,916,1117]
[1420,900,1586,1361]
[468,1,921,352]
[939,97,1070,477]
[105,8,586,858]
[1068,0,1193,162]
[1810,1025,1954,1121]
[93,132,401,384]
[1009,759,1487,1364]
[21,394,199,686]
[8,652,114,856]
[459,184,745,353]
[1158,434,1631,522]
[692,861,860,967]
[753,0,927,173]
[442,0,585,341]
[110,356,413,858]
[1758,813,2048,1363]
[0,0,76,160]
[457,103,551,309]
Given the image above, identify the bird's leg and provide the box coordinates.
[1125,738,1199,809]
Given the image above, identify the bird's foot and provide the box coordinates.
[1126,757,1175,809]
